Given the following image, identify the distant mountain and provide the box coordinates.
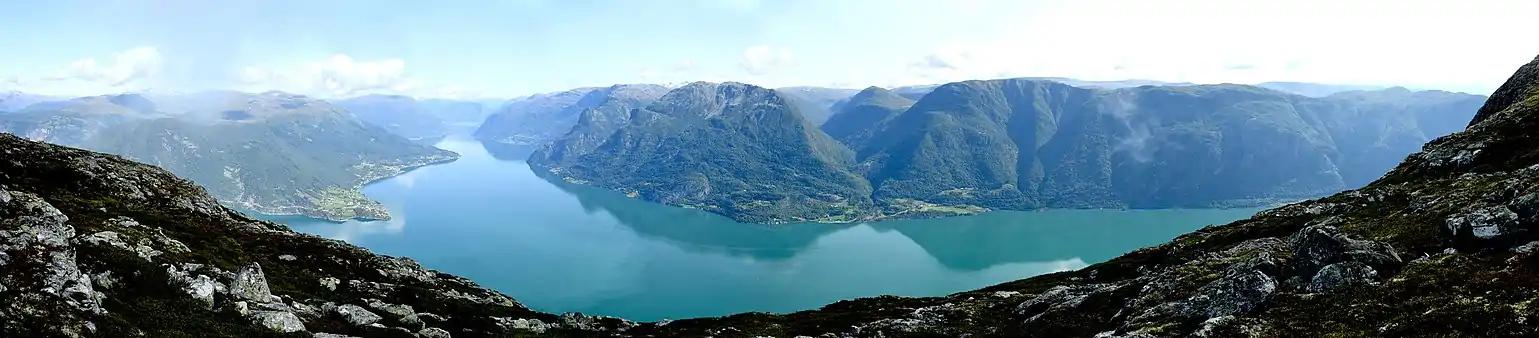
[0,91,458,221]
[332,95,454,141]
[530,82,875,223]
[532,77,1484,223]
[820,86,915,149]
[774,86,862,125]
[0,91,59,111]
[1255,82,1390,97]
[473,84,669,146]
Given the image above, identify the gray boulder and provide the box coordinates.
[333,304,383,326]
[249,310,307,333]
[1307,261,1379,292]
[1445,205,1521,240]
[229,263,275,303]
[418,327,452,338]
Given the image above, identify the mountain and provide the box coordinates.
[0,90,58,111]
[775,86,862,125]
[3,53,1537,338]
[472,85,668,145]
[529,82,875,223]
[820,86,916,149]
[332,95,453,141]
[1255,82,1390,97]
[420,98,493,127]
[540,77,1483,223]
[858,80,1486,215]
[0,91,458,221]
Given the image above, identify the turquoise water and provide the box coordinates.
[254,137,1264,321]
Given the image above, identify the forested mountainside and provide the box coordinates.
[533,76,1483,223]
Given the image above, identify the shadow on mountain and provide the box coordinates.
[477,139,543,162]
[530,166,841,261]
[869,208,1260,271]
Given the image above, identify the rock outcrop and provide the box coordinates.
[4,53,1539,337]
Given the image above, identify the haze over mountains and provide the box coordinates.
[0,91,461,221]
[0,76,1486,225]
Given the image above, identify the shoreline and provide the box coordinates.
[231,152,464,223]
[530,163,1321,225]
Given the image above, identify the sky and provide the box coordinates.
[1,0,1536,99]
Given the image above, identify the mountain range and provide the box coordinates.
[530,79,1485,223]
[0,91,460,221]
[334,95,495,142]
[1,53,1535,338]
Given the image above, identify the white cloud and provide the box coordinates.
[740,45,793,76]
[895,0,1539,93]
[239,54,464,98]
[39,46,163,88]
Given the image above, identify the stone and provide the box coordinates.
[1445,205,1521,240]
[1190,269,1276,318]
[333,304,383,326]
[319,277,340,291]
[229,263,274,302]
[249,310,307,333]
[313,333,359,338]
[418,327,452,338]
[1288,225,1400,279]
[1308,261,1379,293]
[365,298,417,320]
[92,271,117,289]
[416,312,447,325]
[183,274,221,309]
[1513,241,1539,253]
[494,317,554,334]
[279,254,297,261]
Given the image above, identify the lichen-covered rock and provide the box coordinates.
[334,304,383,327]
[249,310,307,333]
[1445,205,1522,240]
[1288,224,1401,278]
[319,276,340,291]
[418,327,452,338]
[229,263,275,303]
[1306,261,1378,293]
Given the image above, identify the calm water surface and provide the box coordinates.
[255,137,1264,321]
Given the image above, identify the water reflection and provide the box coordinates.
[246,137,1260,321]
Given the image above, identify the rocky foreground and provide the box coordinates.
[3,54,1539,337]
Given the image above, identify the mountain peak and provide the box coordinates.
[1470,55,1539,126]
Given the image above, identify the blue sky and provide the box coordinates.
[1,0,1536,98]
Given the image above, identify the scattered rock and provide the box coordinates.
[249,310,307,333]
[416,312,446,325]
[495,317,554,334]
[278,254,297,261]
[230,263,276,303]
[313,333,359,338]
[993,291,1021,298]
[1190,315,1264,338]
[333,304,383,327]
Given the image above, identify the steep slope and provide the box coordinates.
[819,86,915,149]
[333,95,453,141]
[473,85,667,145]
[1,91,458,221]
[529,82,874,223]
[859,80,1483,214]
[0,95,163,146]
[775,86,862,125]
